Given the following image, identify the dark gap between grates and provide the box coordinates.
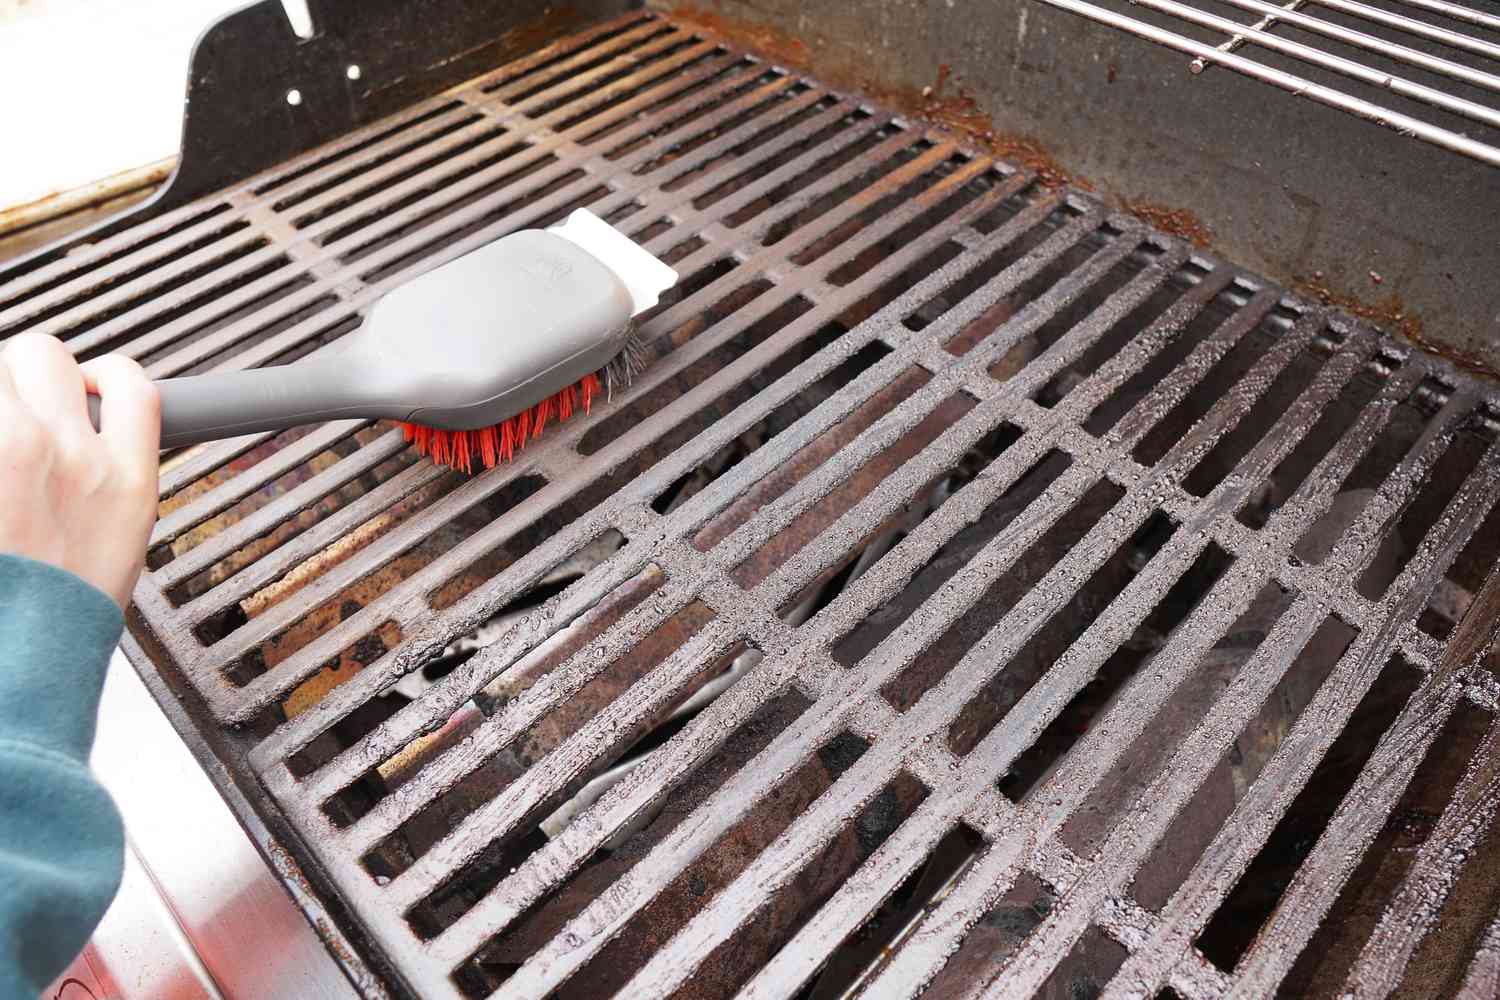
[328,151,574,261]
[681,771,931,1000]
[1084,279,1258,438]
[995,541,1235,797]
[400,616,741,951]
[586,300,868,483]
[753,415,1022,619]
[1035,924,1129,1000]
[207,475,546,678]
[1132,302,1305,471]
[1194,655,1423,972]
[493,26,683,107]
[831,448,1074,670]
[0,218,253,336]
[805,823,985,999]
[1397,728,1500,1000]
[451,690,818,993]
[72,257,317,364]
[949,508,1173,757]
[986,238,1164,383]
[126,278,335,372]
[552,45,738,140]
[1181,323,1340,499]
[476,19,660,97]
[880,477,1127,716]
[228,617,404,702]
[1280,699,1491,999]
[181,462,461,640]
[1132,611,1359,911]
[824,173,1005,290]
[656,89,836,193]
[247,312,366,371]
[718,118,900,230]
[257,101,472,201]
[921,218,1125,365]
[0,201,233,308]
[916,871,1058,997]
[352,172,605,285]
[685,105,876,215]
[284,542,642,781]
[524,41,729,129]
[1235,351,1401,530]
[164,428,420,606]
[551,731,876,997]
[1356,412,1495,600]
[803,157,985,278]
[43,234,271,345]
[581,61,771,154]
[1032,260,1210,408]
[584,278,800,459]
[278,111,490,219]
[1065,593,1304,861]
[148,418,369,568]
[723,376,979,587]
[1293,375,1452,566]
[1421,490,1500,641]
[290,117,511,232]
[356,597,723,873]
[761,140,932,249]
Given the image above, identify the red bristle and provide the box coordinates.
[500,418,516,463]
[454,431,472,474]
[533,396,554,437]
[515,408,531,448]
[399,370,610,472]
[479,425,498,468]
[581,372,600,415]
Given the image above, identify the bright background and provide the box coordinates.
[0,0,308,211]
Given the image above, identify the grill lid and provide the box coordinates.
[4,11,1500,1000]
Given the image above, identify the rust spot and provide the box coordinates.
[667,7,1083,189]
[1122,198,1212,248]
[265,842,317,899]
[667,5,811,67]
[1292,275,1497,381]
[313,917,357,967]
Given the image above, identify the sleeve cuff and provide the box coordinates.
[0,555,123,763]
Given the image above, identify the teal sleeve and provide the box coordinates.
[0,555,125,999]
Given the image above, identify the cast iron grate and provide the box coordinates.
[5,11,1500,1000]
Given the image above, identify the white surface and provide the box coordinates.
[550,208,680,316]
[45,652,360,1000]
[0,0,247,212]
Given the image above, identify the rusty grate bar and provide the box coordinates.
[6,10,1500,1000]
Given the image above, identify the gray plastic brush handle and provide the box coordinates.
[87,358,389,449]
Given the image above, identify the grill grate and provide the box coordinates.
[6,11,1500,999]
[1025,0,1500,167]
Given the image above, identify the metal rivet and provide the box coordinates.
[286,88,303,106]
[347,64,362,81]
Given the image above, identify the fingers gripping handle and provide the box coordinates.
[87,361,376,449]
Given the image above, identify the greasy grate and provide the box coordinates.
[6,10,1500,999]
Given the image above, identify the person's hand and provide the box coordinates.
[0,334,160,609]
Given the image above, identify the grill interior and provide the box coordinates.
[5,10,1500,999]
[1029,0,1500,166]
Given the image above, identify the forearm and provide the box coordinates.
[0,554,125,998]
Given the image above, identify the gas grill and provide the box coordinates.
[4,2,1500,997]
